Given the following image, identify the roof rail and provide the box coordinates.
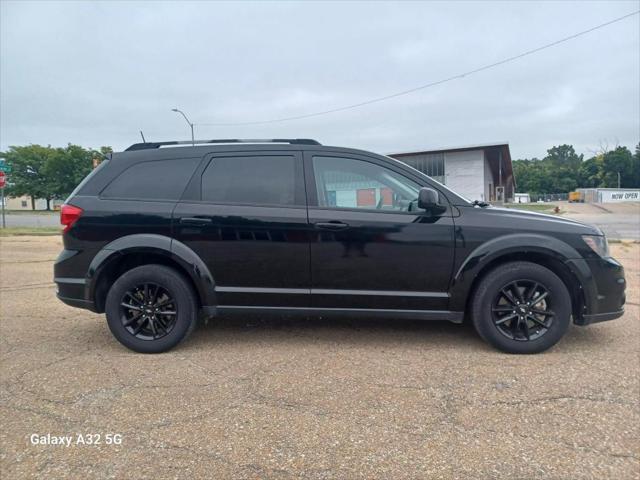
[125,138,321,151]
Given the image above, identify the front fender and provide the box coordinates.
[448,233,594,313]
[86,234,216,310]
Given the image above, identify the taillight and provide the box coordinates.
[60,204,83,233]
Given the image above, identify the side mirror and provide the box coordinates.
[417,187,440,210]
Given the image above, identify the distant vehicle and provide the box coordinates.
[569,191,585,203]
[55,138,626,354]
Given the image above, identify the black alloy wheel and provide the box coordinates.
[105,264,198,353]
[120,283,178,340]
[491,280,554,342]
[471,261,571,354]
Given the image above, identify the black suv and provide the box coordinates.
[54,139,626,354]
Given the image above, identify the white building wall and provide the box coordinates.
[444,150,486,201]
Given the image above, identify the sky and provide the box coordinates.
[1,0,638,159]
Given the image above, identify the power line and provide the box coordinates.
[197,10,639,127]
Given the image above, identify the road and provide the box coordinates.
[4,212,59,227]
[4,202,639,239]
[1,236,638,479]
[559,201,640,241]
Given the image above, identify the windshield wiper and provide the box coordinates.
[472,200,490,207]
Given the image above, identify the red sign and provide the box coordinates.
[0,171,5,188]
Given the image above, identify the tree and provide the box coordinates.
[600,146,635,188]
[512,143,639,196]
[0,144,111,210]
[544,144,583,170]
[44,144,94,204]
[0,145,55,209]
[578,157,601,188]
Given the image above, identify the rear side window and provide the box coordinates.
[101,158,200,201]
[201,155,299,206]
[67,159,109,202]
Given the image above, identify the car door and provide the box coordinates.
[172,150,311,308]
[305,152,455,311]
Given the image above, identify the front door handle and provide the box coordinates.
[179,217,213,225]
[314,221,349,230]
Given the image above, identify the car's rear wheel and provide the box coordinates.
[471,262,571,354]
[105,265,197,353]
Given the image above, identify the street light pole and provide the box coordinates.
[171,108,195,146]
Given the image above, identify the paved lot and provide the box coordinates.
[560,202,640,241]
[0,236,639,479]
[3,212,60,228]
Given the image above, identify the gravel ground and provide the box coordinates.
[0,236,638,479]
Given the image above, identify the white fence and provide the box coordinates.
[577,188,640,203]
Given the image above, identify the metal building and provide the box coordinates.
[389,142,515,203]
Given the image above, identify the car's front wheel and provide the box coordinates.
[471,262,571,354]
[105,264,197,353]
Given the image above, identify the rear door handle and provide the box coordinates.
[179,217,213,225]
[314,221,349,230]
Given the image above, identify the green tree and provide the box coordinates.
[601,146,634,188]
[578,157,601,188]
[633,144,640,187]
[0,145,55,209]
[544,144,583,170]
[0,144,112,209]
[44,144,94,202]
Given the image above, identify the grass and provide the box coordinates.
[0,227,61,236]
[504,203,560,214]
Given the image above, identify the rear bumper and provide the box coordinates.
[54,275,98,313]
[56,292,97,312]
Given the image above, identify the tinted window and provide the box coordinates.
[313,156,421,211]
[101,158,200,201]
[201,155,297,206]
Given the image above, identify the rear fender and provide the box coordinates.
[86,234,216,310]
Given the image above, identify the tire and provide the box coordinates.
[105,264,198,353]
[471,262,571,354]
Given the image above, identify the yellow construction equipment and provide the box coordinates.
[568,191,584,203]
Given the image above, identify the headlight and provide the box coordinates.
[582,235,609,257]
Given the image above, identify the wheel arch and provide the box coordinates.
[87,234,216,313]
[450,234,591,322]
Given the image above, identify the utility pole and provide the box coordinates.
[617,171,621,189]
[1,185,5,229]
[171,108,195,146]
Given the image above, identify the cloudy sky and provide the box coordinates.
[1,0,638,159]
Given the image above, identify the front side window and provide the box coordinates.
[201,155,298,206]
[312,156,421,212]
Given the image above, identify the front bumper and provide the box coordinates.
[570,255,626,326]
